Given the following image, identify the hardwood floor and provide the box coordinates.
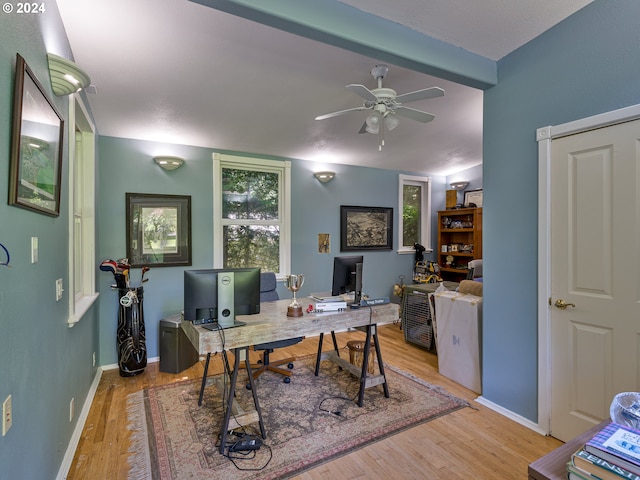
[66,323,562,479]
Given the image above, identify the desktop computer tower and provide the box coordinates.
[159,316,199,374]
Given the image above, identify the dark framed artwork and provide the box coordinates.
[340,205,393,251]
[126,193,192,267]
[463,189,483,207]
[9,54,64,216]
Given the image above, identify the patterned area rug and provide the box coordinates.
[126,353,468,479]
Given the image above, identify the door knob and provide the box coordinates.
[554,299,576,310]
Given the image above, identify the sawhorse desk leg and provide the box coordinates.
[215,347,266,454]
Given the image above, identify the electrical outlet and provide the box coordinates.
[56,278,63,301]
[3,395,12,436]
[69,398,74,422]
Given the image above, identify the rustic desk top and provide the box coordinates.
[180,299,400,354]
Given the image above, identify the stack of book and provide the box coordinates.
[567,422,640,480]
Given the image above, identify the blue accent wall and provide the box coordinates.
[482,0,640,421]
[97,137,432,365]
[0,6,100,479]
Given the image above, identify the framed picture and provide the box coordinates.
[464,189,483,207]
[9,54,64,216]
[340,205,393,251]
[126,193,192,267]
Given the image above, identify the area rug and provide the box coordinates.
[126,353,468,479]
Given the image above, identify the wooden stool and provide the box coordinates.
[347,340,376,374]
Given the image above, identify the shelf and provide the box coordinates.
[437,207,482,282]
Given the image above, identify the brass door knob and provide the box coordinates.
[554,299,576,310]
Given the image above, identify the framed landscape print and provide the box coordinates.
[9,54,64,216]
[126,193,192,267]
[340,205,393,251]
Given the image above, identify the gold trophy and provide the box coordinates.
[285,274,305,317]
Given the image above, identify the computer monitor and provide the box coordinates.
[331,255,364,305]
[183,267,260,329]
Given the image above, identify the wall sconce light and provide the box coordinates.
[314,171,336,183]
[450,181,469,190]
[47,53,91,96]
[154,156,185,171]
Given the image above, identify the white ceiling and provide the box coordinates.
[56,0,592,176]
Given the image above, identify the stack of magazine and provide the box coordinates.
[567,422,640,480]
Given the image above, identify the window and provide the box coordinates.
[68,94,98,326]
[213,154,291,277]
[398,174,432,253]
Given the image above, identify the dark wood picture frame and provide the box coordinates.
[126,193,192,267]
[464,189,483,207]
[9,54,64,216]
[340,205,393,251]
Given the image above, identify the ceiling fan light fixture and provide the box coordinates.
[384,114,399,131]
[365,112,380,134]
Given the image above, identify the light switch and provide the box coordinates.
[31,237,38,263]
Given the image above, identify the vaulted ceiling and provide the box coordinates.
[56,0,592,175]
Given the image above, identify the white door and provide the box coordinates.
[550,119,640,441]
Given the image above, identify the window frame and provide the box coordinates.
[213,153,291,278]
[398,174,432,254]
[67,93,98,327]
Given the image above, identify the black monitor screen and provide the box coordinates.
[331,255,364,297]
[183,267,260,326]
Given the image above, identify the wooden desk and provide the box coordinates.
[528,420,610,480]
[181,299,399,354]
[180,299,399,453]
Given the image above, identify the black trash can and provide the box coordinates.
[159,316,199,374]
[117,286,147,377]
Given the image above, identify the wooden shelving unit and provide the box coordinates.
[437,207,482,282]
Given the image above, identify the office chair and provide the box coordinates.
[466,259,483,281]
[246,272,303,387]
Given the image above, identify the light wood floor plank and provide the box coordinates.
[66,324,562,479]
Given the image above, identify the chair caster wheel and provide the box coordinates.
[283,377,291,384]
[246,383,252,390]
[257,359,263,365]
[288,363,294,369]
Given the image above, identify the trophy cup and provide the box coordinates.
[285,274,305,317]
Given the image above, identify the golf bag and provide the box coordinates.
[117,286,147,376]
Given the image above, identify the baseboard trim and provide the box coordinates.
[475,395,548,436]
[56,367,103,480]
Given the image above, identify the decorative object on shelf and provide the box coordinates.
[413,261,442,284]
[9,54,64,217]
[314,171,335,183]
[285,274,305,317]
[446,189,458,209]
[126,193,192,267]
[464,189,483,207]
[154,156,185,171]
[340,205,393,251]
[47,53,91,96]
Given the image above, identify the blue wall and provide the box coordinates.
[97,136,440,364]
[482,0,640,421]
[0,6,100,479]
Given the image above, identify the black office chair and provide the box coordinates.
[246,272,303,386]
[466,259,483,280]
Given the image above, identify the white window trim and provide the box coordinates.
[67,94,98,327]
[397,174,432,254]
[212,153,291,279]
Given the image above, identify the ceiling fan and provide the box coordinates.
[315,65,444,150]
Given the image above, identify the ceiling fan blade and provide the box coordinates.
[395,86,445,104]
[346,84,378,101]
[315,106,368,121]
[358,121,367,134]
[394,106,435,123]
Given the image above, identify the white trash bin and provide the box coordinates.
[432,290,482,394]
